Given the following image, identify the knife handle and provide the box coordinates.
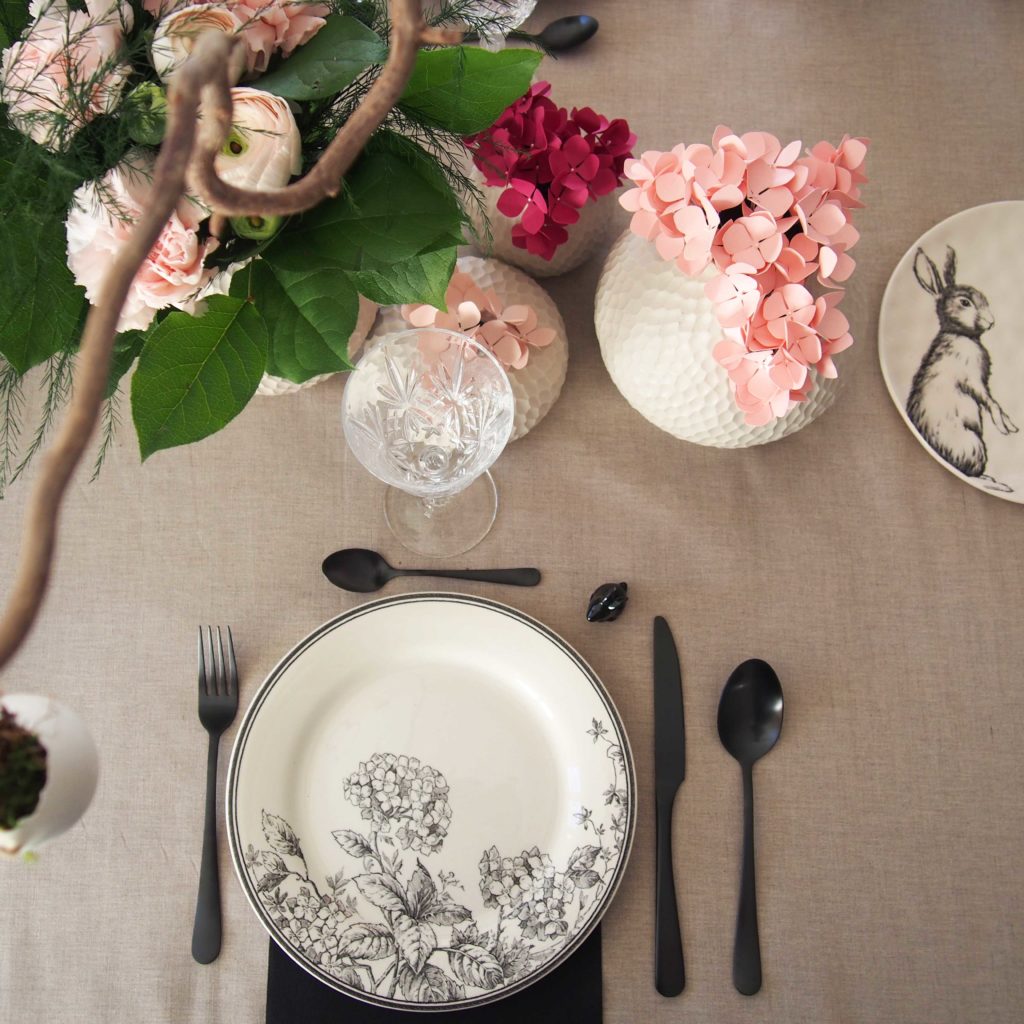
[655,792,685,996]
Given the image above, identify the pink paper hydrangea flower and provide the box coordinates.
[401,271,555,371]
[620,126,868,424]
[465,82,635,261]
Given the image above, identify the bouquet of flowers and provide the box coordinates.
[0,0,543,486]
[618,127,868,425]
[464,81,635,261]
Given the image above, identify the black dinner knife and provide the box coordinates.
[654,615,686,996]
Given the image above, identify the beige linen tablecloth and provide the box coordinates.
[2,2,1023,1021]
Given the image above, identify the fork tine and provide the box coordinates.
[207,626,217,695]
[224,626,238,696]
[215,626,226,697]
[198,627,208,695]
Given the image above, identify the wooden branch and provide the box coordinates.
[188,0,461,216]
[0,1,459,672]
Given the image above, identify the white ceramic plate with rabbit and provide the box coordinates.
[879,201,1024,501]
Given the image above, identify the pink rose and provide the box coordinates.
[1,0,132,150]
[212,88,301,190]
[66,152,218,332]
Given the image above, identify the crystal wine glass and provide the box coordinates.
[341,328,515,557]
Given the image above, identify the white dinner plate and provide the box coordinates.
[227,593,635,1012]
[879,201,1024,502]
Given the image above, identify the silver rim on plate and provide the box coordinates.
[227,592,636,1012]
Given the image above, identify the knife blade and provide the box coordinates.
[653,615,685,995]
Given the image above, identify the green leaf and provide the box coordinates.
[0,210,87,373]
[255,15,387,100]
[344,238,457,309]
[0,0,29,47]
[105,329,148,399]
[265,148,463,272]
[130,295,267,460]
[230,260,357,382]
[399,46,542,135]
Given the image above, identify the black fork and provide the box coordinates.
[192,626,239,964]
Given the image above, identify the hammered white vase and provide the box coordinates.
[595,230,841,447]
[0,694,98,857]
[256,294,379,396]
[368,255,568,441]
[468,167,610,278]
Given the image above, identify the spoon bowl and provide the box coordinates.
[717,659,784,765]
[537,14,599,52]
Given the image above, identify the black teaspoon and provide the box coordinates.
[535,14,599,51]
[717,659,785,995]
[470,15,599,52]
[322,548,541,593]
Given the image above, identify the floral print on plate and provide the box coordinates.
[242,719,629,1005]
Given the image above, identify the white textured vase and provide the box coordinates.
[594,230,841,448]
[468,167,610,279]
[0,694,99,857]
[257,295,379,396]
[368,255,568,441]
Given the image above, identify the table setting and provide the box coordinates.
[1,2,1023,1023]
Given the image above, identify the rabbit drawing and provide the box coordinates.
[906,245,1017,491]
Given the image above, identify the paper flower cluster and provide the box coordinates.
[465,82,635,260]
[402,270,555,371]
[619,127,868,425]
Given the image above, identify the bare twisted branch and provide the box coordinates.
[0,0,458,672]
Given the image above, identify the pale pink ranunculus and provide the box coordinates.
[212,87,301,190]
[150,3,243,82]
[147,0,328,75]
[66,152,218,332]
[1,0,132,150]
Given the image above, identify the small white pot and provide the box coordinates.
[257,295,379,396]
[595,230,841,448]
[468,165,610,278]
[368,255,568,441]
[0,694,98,857]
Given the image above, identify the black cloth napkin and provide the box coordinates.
[266,926,602,1023]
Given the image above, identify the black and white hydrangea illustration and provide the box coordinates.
[243,722,629,1005]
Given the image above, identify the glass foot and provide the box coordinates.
[384,473,499,557]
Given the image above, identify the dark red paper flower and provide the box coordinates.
[465,82,636,260]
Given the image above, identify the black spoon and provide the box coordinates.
[322,548,541,593]
[535,14,598,52]
[472,15,599,52]
[717,659,785,996]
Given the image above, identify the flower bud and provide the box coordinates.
[229,214,284,241]
[123,82,167,145]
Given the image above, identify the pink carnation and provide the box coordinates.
[1,0,132,150]
[66,152,218,332]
